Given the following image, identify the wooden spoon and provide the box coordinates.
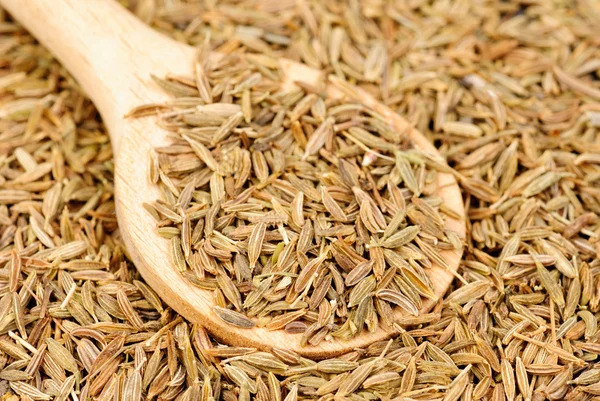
[3,0,465,358]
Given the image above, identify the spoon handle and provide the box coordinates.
[1,0,187,148]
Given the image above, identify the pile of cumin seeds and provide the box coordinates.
[136,49,463,344]
[130,0,600,399]
[0,0,599,400]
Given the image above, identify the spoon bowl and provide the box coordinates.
[2,0,465,358]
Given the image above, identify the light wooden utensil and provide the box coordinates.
[2,0,465,358]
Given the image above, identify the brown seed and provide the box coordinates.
[248,222,267,268]
[213,306,255,328]
[376,288,418,316]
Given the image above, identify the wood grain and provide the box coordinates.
[2,0,465,358]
